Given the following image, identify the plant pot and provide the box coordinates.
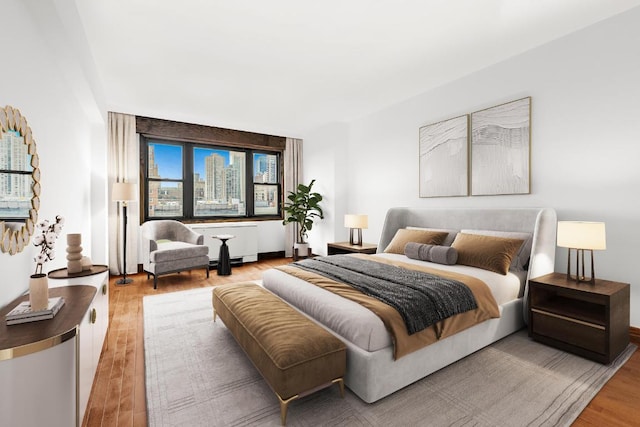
[29,273,49,311]
[294,242,310,258]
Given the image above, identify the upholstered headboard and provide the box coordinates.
[378,207,557,321]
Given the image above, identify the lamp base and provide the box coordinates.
[566,248,596,285]
[116,277,133,286]
[349,228,363,246]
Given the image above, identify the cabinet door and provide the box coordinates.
[0,338,77,427]
[78,304,95,424]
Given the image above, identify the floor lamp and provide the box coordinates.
[113,182,137,285]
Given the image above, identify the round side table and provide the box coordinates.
[212,234,234,276]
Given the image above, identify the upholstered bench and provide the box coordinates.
[212,282,346,425]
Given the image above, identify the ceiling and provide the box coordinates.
[75,0,640,137]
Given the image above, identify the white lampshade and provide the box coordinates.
[344,214,368,229]
[557,221,606,250]
[112,182,137,202]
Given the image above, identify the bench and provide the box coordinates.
[212,282,346,425]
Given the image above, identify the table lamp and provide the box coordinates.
[344,214,368,246]
[556,221,606,284]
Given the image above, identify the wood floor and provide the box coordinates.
[84,258,640,427]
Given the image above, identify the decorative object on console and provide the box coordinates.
[66,233,83,273]
[419,114,468,198]
[556,221,606,284]
[5,296,65,325]
[30,215,64,310]
[471,97,531,196]
[282,179,323,256]
[81,256,92,271]
[344,214,368,246]
[112,182,137,285]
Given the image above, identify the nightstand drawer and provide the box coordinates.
[531,309,606,354]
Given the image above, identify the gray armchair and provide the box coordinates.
[140,220,210,289]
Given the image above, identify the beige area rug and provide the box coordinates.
[144,286,635,427]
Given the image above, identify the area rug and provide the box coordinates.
[144,286,636,427]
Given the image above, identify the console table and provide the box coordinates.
[0,285,96,427]
[48,265,109,424]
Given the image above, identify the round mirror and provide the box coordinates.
[0,105,40,255]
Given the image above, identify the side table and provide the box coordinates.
[327,242,377,255]
[528,272,630,363]
[212,234,234,275]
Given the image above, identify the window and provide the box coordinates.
[143,138,281,221]
[253,153,279,216]
[0,130,32,220]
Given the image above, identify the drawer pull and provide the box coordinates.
[90,308,97,324]
[531,308,605,330]
[102,283,107,295]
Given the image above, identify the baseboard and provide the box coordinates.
[630,326,640,345]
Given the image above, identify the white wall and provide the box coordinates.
[0,0,106,308]
[303,7,640,326]
[302,122,350,256]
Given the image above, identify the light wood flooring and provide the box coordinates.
[84,258,640,426]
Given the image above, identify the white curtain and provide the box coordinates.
[108,112,140,275]
[283,138,303,257]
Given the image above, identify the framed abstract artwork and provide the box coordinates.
[470,97,531,196]
[419,115,468,197]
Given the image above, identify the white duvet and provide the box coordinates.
[262,253,523,353]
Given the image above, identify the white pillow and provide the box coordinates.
[460,229,532,271]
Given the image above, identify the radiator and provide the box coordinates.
[188,223,258,263]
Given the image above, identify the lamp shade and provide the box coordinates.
[344,214,368,229]
[112,182,137,202]
[557,221,606,250]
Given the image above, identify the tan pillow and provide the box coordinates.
[384,229,448,254]
[451,233,525,275]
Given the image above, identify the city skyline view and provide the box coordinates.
[147,141,279,218]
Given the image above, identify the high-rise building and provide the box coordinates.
[205,153,225,201]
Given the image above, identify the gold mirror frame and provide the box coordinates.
[0,105,40,255]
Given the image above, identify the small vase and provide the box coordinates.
[29,273,49,311]
[66,233,83,274]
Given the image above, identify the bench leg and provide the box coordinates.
[333,378,345,398]
[276,378,344,425]
[277,394,298,426]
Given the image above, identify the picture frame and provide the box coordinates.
[470,97,531,196]
[419,114,468,198]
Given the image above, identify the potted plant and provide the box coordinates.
[282,179,324,256]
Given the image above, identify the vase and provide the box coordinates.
[29,273,49,311]
[67,233,83,273]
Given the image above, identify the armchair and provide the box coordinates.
[140,220,210,289]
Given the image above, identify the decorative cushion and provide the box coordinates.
[404,242,458,265]
[150,241,209,263]
[451,233,525,275]
[460,229,532,271]
[406,227,459,246]
[383,229,449,254]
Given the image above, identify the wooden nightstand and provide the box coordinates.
[528,272,630,364]
[327,242,377,255]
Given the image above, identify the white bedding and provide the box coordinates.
[262,253,522,353]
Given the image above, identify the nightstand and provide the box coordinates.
[327,242,377,255]
[528,272,630,364]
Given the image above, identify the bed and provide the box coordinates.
[263,207,557,403]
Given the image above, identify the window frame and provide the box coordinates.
[142,136,283,223]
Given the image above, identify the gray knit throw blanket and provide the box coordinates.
[293,255,478,335]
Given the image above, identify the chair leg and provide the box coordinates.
[154,275,157,290]
[206,267,210,279]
